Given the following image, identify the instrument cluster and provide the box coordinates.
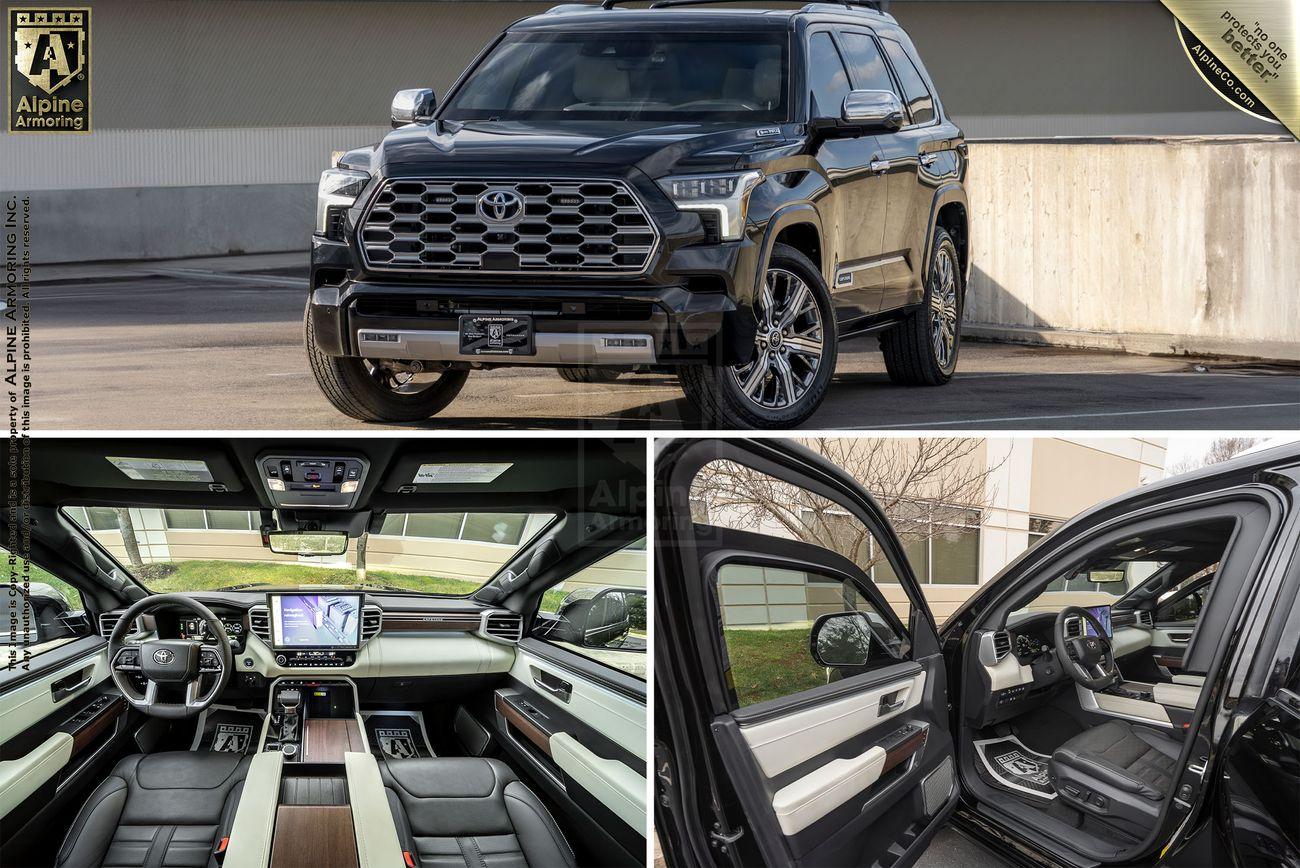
[178,615,245,647]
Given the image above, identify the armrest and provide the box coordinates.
[344,751,404,868]
[1153,682,1199,710]
[225,751,283,867]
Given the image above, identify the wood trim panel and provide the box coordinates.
[302,719,366,764]
[270,805,358,868]
[496,693,551,758]
[381,613,481,632]
[1153,655,1184,669]
[71,697,126,756]
[880,728,928,775]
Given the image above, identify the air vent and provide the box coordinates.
[480,611,524,644]
[1064,616,1084,639]
[98,611,125,638]
[360,605,383,643]
[991,631,1011,661]
[1136,610,1154,628]
[249,605,271,644]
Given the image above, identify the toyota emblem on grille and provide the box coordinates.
[477,189,524,224]
[153,648,174,664]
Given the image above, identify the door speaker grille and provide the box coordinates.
[922,757,955,816]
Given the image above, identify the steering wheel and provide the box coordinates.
[1054,606,1118,690]
[108,594,233,719]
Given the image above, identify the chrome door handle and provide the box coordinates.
[919,153,939,167]
[869,159,891,174]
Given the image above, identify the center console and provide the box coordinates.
[263,679,365,764]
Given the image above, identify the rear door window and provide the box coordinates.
[880,38,935,124]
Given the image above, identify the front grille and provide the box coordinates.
[359,179,659,275]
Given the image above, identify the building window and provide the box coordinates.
[875,502,981,585]
[66,506,122,532]
[377,513,544,547]
[162,509,257,531]
[1028,516,1061,547]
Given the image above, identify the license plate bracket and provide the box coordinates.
[459,314,534,356]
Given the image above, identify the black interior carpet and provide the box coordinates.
[364,712,435,759]
[1009,704,1085,755]
[191,707,264,754]
[973,735,1056,800]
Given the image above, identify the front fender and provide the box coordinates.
[751,202,826,302]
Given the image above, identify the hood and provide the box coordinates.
[372,119,797,179]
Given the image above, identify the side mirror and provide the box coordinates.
[840,89,904,132]
[810,611,876,668]
[391,88,437,128]
[0,589,41,645]
[552,588,644,648]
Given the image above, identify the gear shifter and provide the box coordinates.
[275,687,302,749]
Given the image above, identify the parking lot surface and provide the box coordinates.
[31,266,1300,430]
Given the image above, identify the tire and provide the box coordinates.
[556,366,622,384]
[304,301,470,423]
[680,242,837,429]
[880,226,962,386]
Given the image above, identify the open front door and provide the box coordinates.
[655,439,958,868]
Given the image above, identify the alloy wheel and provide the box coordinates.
[930,247,959,371]
[728,268,824,410]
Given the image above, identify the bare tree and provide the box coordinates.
[1168,437,1260,477]
[691,438,1003,574]
[113,508,145,570]
[356,533,368,583]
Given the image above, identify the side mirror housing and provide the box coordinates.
[391,88,437,128]
[809,611,875,668]
[840,89,905,132]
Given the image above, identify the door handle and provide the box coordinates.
[533,671,572,703]
[878,692,904,714]
[919,153,939,167]
[869,159,891,174]
[51,668,92,702]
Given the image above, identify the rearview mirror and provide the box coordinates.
[265,531,348,557]
[841,89,905,132]
[391,88,437,128]
[1087,569,1127,585]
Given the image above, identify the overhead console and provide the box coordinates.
[258,452,369,509]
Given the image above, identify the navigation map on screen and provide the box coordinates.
[271,594,361,647]
[1083,605,1113,638]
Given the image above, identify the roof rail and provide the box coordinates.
[596,0,888,10]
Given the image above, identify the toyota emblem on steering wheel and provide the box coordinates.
[152,648,174,664]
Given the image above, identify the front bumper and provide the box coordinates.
[309,233,762,367]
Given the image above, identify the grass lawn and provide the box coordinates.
[724,627,826,707]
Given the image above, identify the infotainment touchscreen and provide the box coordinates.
[1083,605,1113,638]
[269,593,363,648]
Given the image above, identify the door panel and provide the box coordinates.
[806,27,888,323]
[656,439,957,868]
[490,641,646,867]
[0,733,73,817]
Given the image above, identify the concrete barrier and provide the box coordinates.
[963,136,1299,361]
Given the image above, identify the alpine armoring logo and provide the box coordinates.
[8,8,91,132]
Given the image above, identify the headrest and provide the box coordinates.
[572,56,631,104]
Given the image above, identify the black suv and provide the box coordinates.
[306,0,969,428]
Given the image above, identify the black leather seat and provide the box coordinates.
[380,757,576,868]
[56,752,250,868]
[1048,719,1181,834]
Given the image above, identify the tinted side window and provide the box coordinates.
[807,32,851,117]
[1,546,93,662]
[717,563,907,707]
[838,32,896,94]
[881,38,935,124]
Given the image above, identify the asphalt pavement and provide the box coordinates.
[28,260,1300,430]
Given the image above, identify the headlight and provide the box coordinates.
[656,170,764,242]
[316,168,370,234]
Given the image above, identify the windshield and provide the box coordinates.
[64,507,554,596]
[441,31,789,122]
